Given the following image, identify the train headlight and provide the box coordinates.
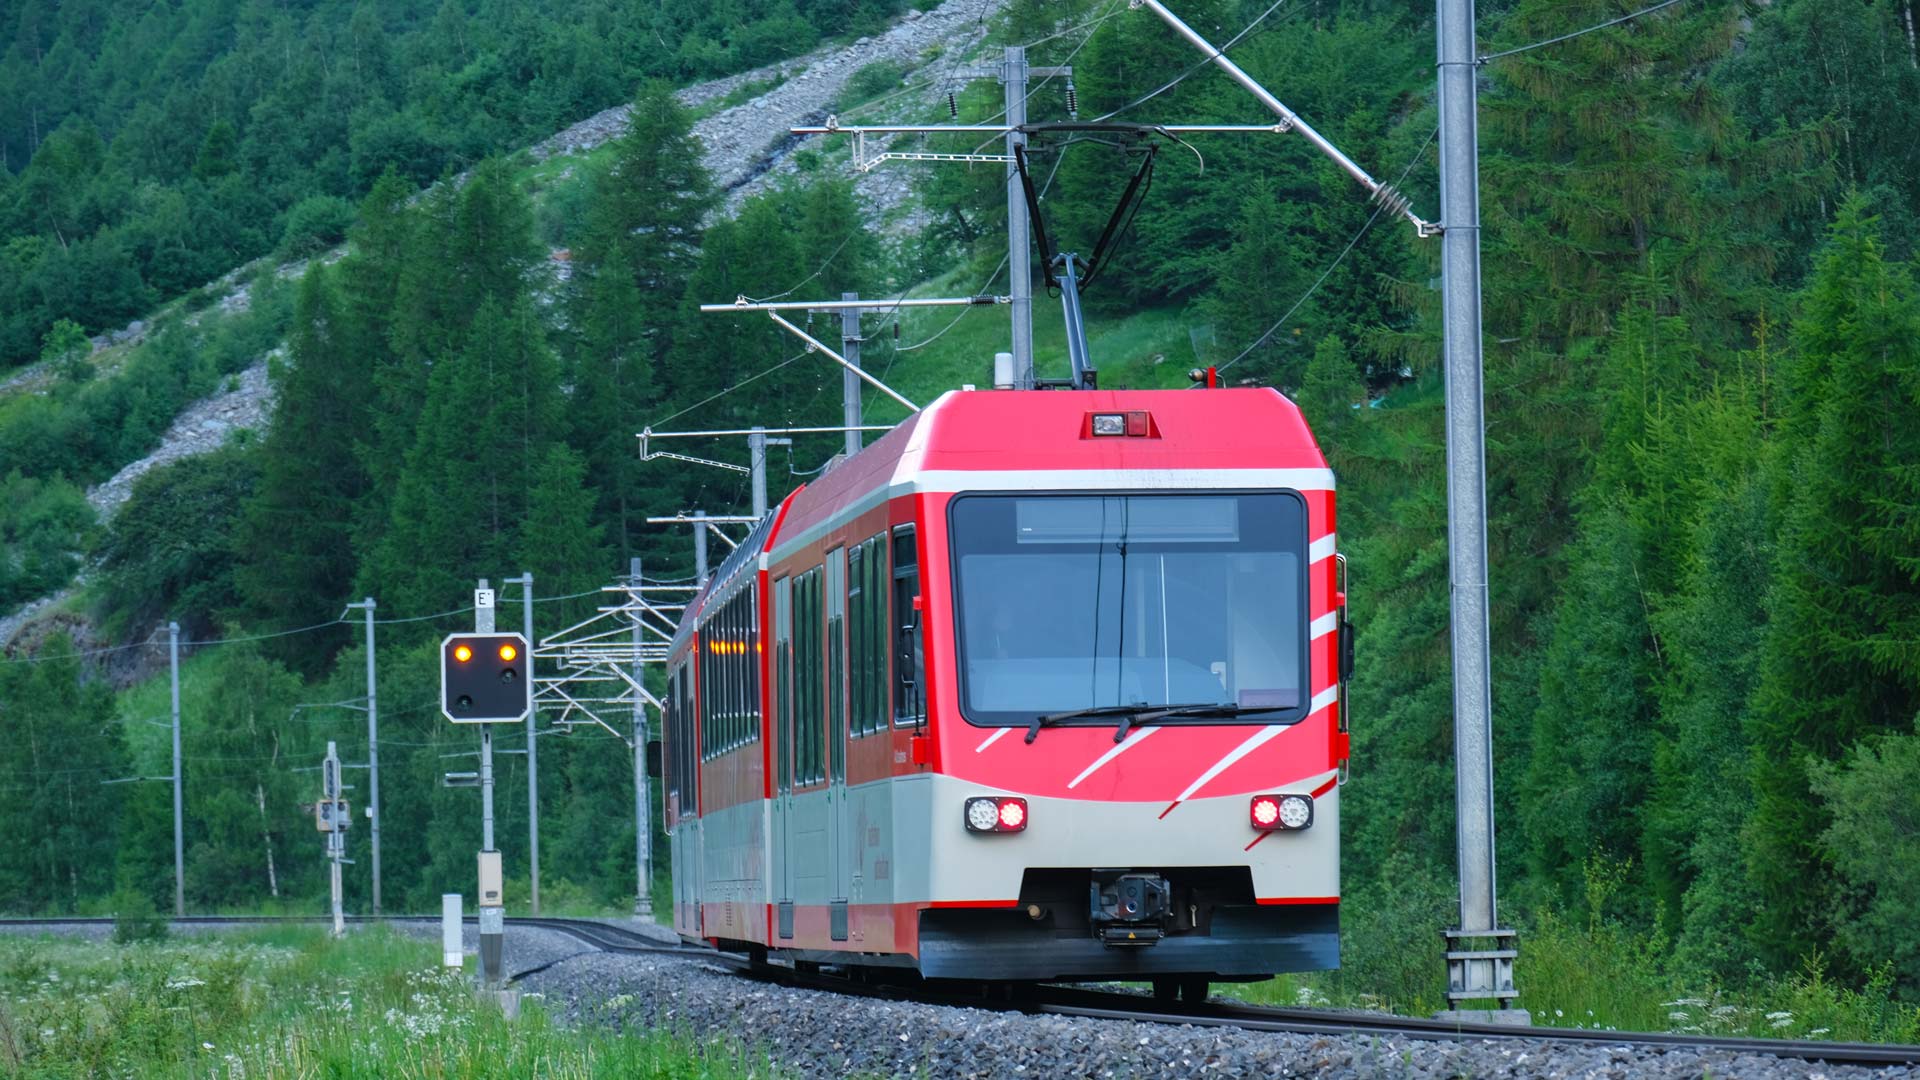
[965,796,1027,833]
[1091,413,1127,436]
[1251,794,1313,831]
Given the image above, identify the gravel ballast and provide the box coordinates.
[513,942,1918,1080]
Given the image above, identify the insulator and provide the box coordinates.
[947,91,958,118]
[1065,80,1078,119]
[893,321,901,341]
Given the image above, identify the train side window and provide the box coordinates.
[729,593,741,749]
[775,578,792,792]
[869,535,887,734]
[699,615,713,761]
[668,665,678,805]
[851,541,865,735]
[809,568,824,782]
[849,544,871,737]
[827,548,847,776]
[677,659,695,812]
[795,568,818,784]
[893,525,925,726]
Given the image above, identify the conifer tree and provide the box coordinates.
[518,444,612,626]
[234,266,370,662]
[0,635,125,913]
[1298,333,1365,434]
[1746,195,1920,967]
[1204,189,1306,387]
[368,299,565,617]
[569,82,714,557]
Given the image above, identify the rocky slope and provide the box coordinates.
[2,0,1006,654]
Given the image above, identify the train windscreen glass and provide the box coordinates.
[950,493,1308,727]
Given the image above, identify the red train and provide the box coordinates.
[661,386,1350,996]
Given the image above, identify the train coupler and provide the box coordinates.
[1090,872,1172,947]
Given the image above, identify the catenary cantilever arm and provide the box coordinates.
[1129,0,1438,236]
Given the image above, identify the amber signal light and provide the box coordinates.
[498,643,517,662]
[453,644,474,663]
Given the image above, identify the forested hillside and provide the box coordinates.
[0,0,916,369]
[2,0,1920,1018]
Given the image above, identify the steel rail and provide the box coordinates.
[1020,984,1920,1068]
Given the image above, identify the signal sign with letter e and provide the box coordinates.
[440,633,531,723]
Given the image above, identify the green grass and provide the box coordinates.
[1228,907,1920,1045]
[0,925,776,1078]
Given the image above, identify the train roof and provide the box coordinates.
[667,387,1328,652]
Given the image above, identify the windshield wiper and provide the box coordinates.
[1026,703,1156,744]
[1132,703,1289,724]
[1113,702,1293,741]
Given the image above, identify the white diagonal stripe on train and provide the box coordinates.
[1309,533,1337,564]
[1066,726,1160,789]
[975,727,1011,753]
[1173,686,1341,803]
[1310,611,1339,640]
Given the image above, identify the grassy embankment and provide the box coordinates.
[0,925,766,1078]
[1235,907,1920,1044]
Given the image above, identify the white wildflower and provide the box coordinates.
[1765,1011,1792,1021]
[1771,1016,1794,1030]
[1668,1011,1691,1022]
[202,1041,215,1050]
[167,977,207,990]
[1810,1028,1831,1036]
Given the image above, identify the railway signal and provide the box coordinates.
[311,741,350,937]
[440,632,531,723]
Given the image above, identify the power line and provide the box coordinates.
[180,618,343,647]
[972,0,1127,133]
[644,349,812,430]
[1090,0,1297,124]
[1477,0,1689,63]
[1211,126,1439,379]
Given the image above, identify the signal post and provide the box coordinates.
[313,741,351,937]
[442,580,531,1008]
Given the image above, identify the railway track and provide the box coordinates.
[6,915,1918,1068]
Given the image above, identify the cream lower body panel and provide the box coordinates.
[910,772,1339,903]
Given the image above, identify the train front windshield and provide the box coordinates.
[950,492,1309,728]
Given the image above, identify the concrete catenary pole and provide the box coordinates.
[1004,46,1034,388]
[693,512,710,586]
[507,573,539,916]
[344,598,383,917]
[841,293,863,457]
[1437,0,1519,1017]
[474,579,503,988]
[631,557,653,917]
[749,429,769,520]
[169,620,184,917]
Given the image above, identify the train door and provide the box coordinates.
[771,576,795,939]
[826,546,850,941]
